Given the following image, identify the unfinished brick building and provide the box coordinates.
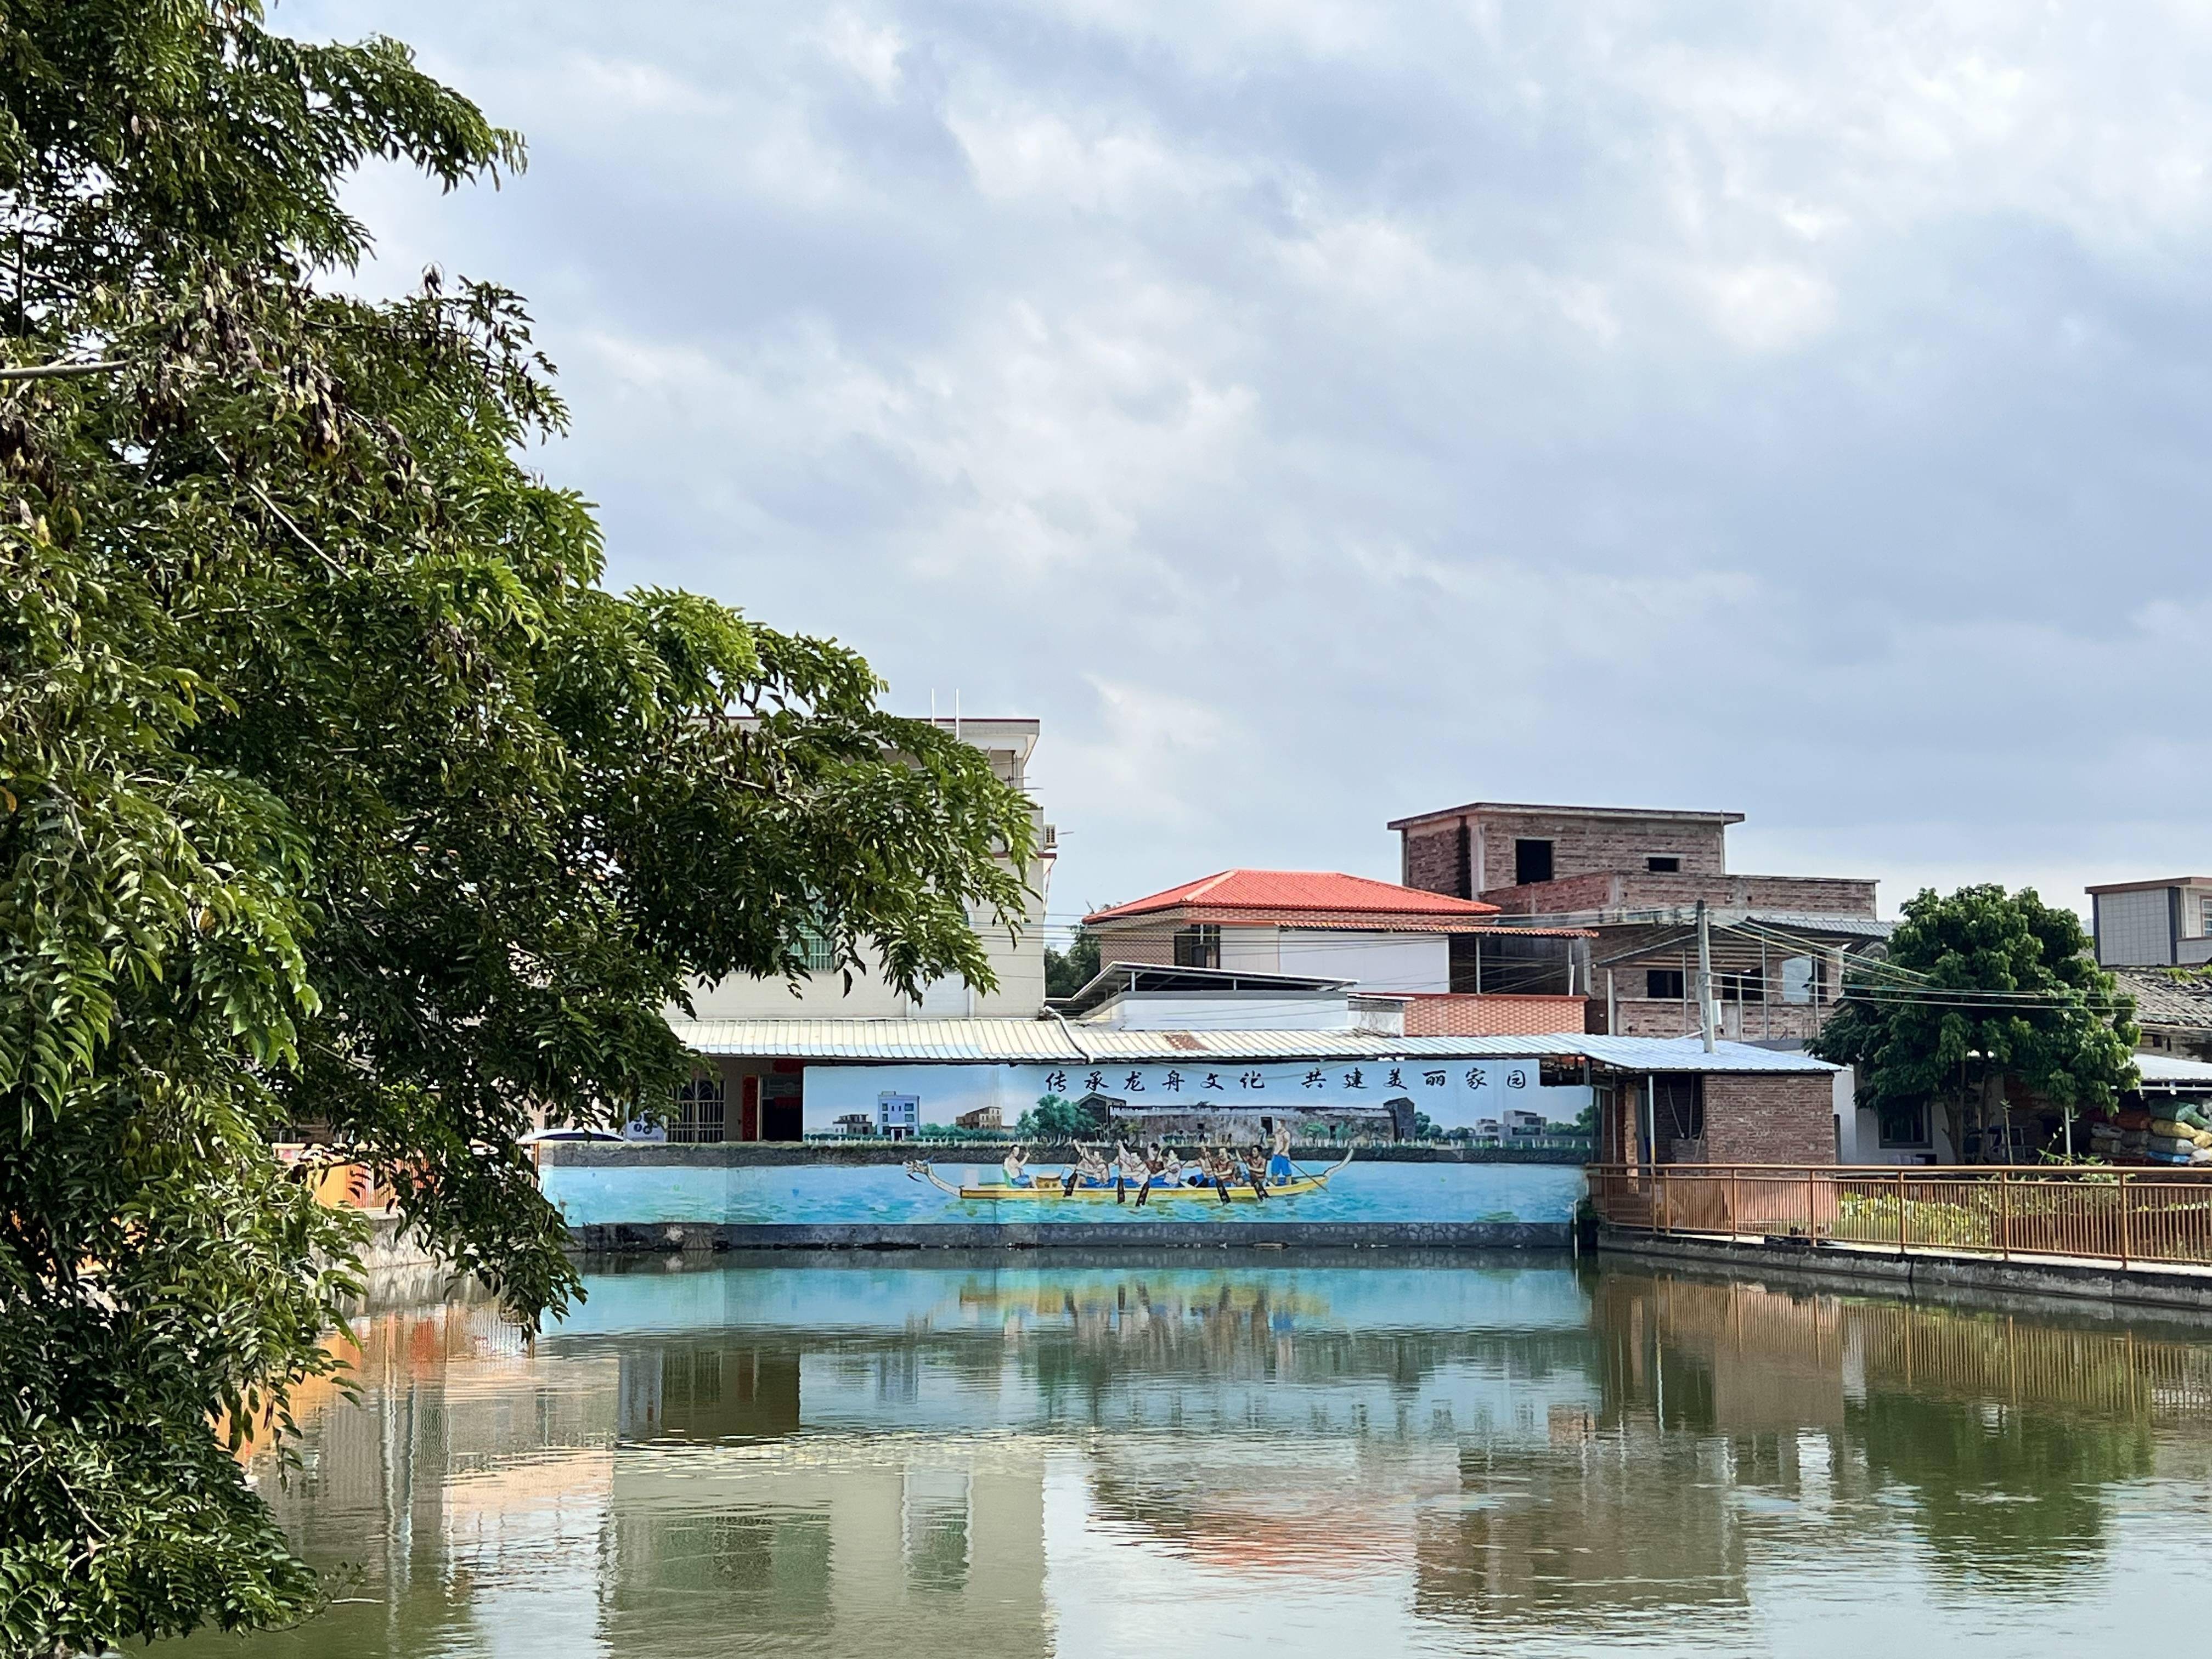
[1386,801,1888,1042]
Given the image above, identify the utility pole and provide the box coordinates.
[1695,899,1716,1053]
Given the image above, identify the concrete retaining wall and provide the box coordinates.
[572,1220,1571,1252]
[1601,1227,2212,1314]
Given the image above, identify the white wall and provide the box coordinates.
[1217,926,1282,973]
[1277,930,1449,993]
[1079,994,1371,1031]
[682,883,1049,1021]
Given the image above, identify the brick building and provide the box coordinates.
[1386,801,1888,1042]
[1575,1038,1838,1166]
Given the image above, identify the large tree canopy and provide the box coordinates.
[1811,885,2137,1161]
[0,4,1034,1652]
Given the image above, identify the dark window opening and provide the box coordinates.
[1877,1099,1931,1149]
[1172,924,1221,969]
[1450,932,1573,995]
[1654,1075,1704,1142]
[1646,968,1686,1000]
[1646,855,1681,873]
[1514,838,1554,886]
[1718,970,1765,1004]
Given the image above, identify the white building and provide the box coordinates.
[1079,869,1592,1038]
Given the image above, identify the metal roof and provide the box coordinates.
[2135,1052,2212,1085]
[1055,960,1360,1018]
[669,1019,1837,1074]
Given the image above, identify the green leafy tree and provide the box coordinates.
[0,5,1033,1651]
[1045,927,1101,999]
[1811,887,2137,1163]
[1015,1093,1109,1141]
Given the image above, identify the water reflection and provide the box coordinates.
[182,1252,2212,1658]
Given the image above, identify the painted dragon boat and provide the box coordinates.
[903,1149,1353,1205]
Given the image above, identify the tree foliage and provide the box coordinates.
[1810,886,2137,1161]
[1043,927,1100,1000]
[0,4,1034,1650]
[1015,1094,1108,1142]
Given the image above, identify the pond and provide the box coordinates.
[180,1251,2212,1658]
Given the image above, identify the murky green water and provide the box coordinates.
[179,1251,2212,1658]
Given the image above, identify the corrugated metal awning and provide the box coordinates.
[668,1019,1838,1074]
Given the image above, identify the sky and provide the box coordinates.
[287,0,2212,931]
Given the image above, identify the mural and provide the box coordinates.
[543,1158,1585,1229]
[799,1060,1593,1138]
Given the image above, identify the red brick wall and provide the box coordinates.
[1479,871,1877,917]
[1600,997,1829,1042]
[1091,924,1177,967]
[1701,1074,1836,1164]
[1405,829,1463,896]
[1481,873,1621,913]
[1467,809,1730,883]
[1402,994,1588,1036]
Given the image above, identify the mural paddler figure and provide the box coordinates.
[904,1133,1351,1205]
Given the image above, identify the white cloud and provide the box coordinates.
[286,0,2212,913]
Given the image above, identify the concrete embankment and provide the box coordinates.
[1601,1227,2212,1314]
[567,1218,1571,1251]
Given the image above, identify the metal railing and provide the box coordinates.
[1588,1162,2212,1272]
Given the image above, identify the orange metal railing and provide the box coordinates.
[1587,1163,2212,1271]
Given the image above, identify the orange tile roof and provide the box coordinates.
[1085,869,1502,925]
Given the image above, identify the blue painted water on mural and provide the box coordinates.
[544,1158,1585,1227]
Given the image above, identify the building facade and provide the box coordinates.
[2089,877,2212,968]
[1079,868,1592,1037]
[1387,800,1887,1042]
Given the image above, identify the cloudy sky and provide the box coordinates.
[291,0,2212,929]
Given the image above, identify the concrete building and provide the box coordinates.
[1386,800,1887,1042]
[1080,868,1592,1037]
[2088,877,2212,968]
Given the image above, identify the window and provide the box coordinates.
[1877,1098,1931,1149]
[1653,1076,1703,1142]
[1172,924,1220,969]
[1646,855,1681,873]
[1514,838,1554,885]
[1646,968,1686,1000]
[796,920,837,975]
[1717,970,1765,1004]
[672,1075,727,1144]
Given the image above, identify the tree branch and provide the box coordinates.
[0,357,124,381]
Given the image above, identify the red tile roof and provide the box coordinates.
[1085,870,1503,926]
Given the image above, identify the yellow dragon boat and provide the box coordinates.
[904,1150,1352,1204]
